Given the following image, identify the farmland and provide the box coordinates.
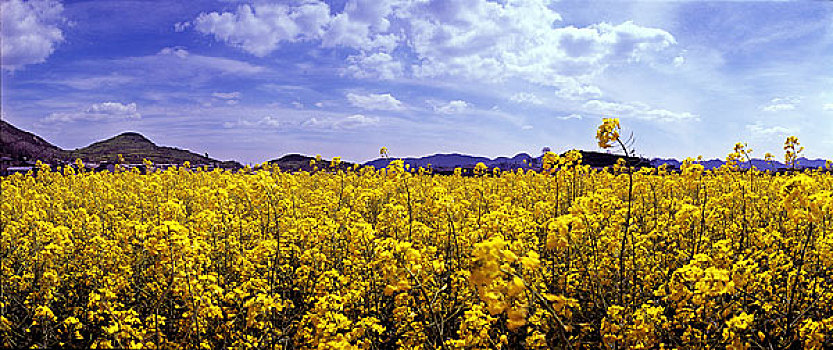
[2,127,833,349]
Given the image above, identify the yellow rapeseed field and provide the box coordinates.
[2,120,832,349]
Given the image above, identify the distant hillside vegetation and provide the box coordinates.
[266,154,357,172]
[0,120,240,167]
[1,120,67,161]
[364,151,647,170]
[70,132,213,165]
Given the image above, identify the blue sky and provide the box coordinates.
[1,0,831,164]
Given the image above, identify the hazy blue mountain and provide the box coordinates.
[365,153,534,170]
[366,152,829,172]
[651,157,827,170]
[364,151,649,170]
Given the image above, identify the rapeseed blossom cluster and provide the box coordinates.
[1,125,832,349]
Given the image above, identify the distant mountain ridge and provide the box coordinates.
[1,120,66,161]
[364,151,647,170]
[0,120,240,167]
[365,152,829,171]
[650,157,829,170]
[2,120,828,172]
[365,153,533,170]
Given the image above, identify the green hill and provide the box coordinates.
[68,132,241,168]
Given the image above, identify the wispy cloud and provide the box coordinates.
[223,116,281,129]
[44,102,141,123]
[746,122,796,137]
[559,114,583,120]
[761,97,800,112]
[582,100,698,122]
[509,92,543,105]
[50,74,135,90]
[302,114,380,129]
[212,92,241,99]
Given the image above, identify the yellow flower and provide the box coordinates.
[596,118,621,149]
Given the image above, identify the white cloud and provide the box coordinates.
[582,99,698,122]
[554,81,603,100]
[509,92,543,105]
[224,116,282,129]
[174,21,191,32]
[302,114,379,129]
[762,97,800,112]
[45,102,141,123]
[212,92,241,99]
[158,46,189,58]
[404,15,676,85]
[151,47,266,75]
[1,0,65,71]
[433,100,471,114]
[762,104,795,112]
[190,0,677,89]
[46,48,267,93]
[193,2,331,57]
[338,114,380,128]
[87,102,138,115]
[559,114,583,120]
[673,56,685,67]
[52,74,134,90]
[824,103,833,111]
[346,92,403,111]
[344,52,403,80]
[746,122,796,137]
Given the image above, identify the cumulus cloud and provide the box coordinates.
[302,114,379,129]
[432,100,471,114]
[189,0,677,88]
[582,99,698,122]
[762,97,800,112]
[746,122,796,137]
[509,92,543,105]
[346,92,403,111]
[45,102,141,123]
[1,0,65,71]
[344,52,403,80]
[192,2,331,57]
